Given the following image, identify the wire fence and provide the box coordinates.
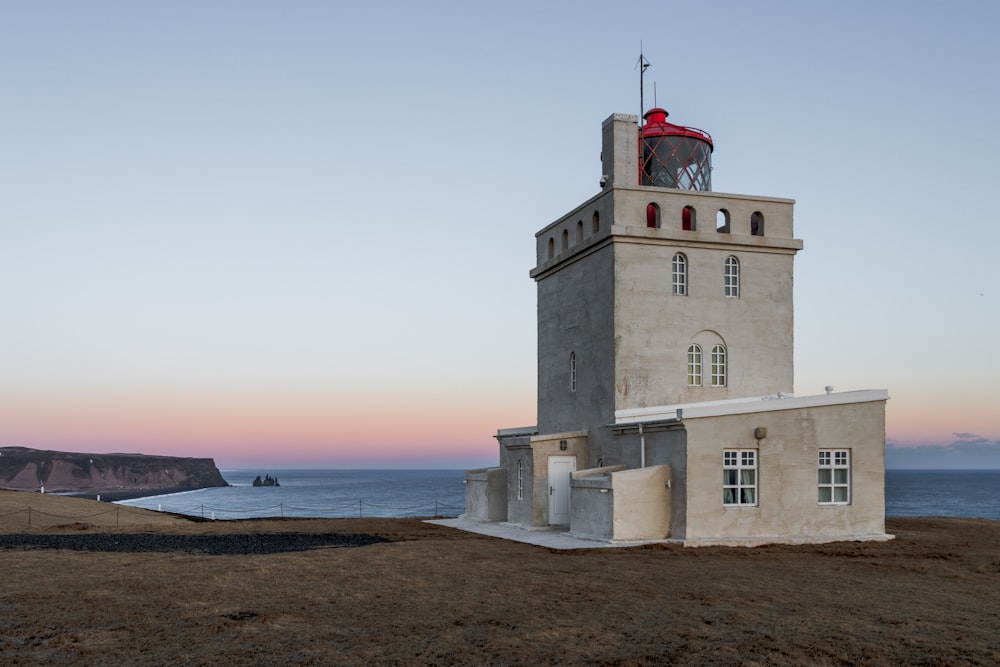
[0,503,149,527]
[162,499,465,520]
[0,499,465,526]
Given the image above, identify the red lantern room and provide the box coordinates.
[640,107,713,191]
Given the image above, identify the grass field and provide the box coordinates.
[1,489,998,666]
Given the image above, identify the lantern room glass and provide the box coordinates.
[641,135,713,191]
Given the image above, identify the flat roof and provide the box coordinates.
[614,389,889,424]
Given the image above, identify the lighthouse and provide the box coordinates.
[464,105,890,547]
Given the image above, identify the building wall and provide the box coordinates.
[568,464,671,542]
[600,113,639,190]
[609,188,799,413]
[463,467,508,522]
[535,239,617,466]
[610,464,672,541]
[627,426,688,537]
[503,441,534,526]
[567,466,621,541]
[531,177,801,471]
[681,399,888,544]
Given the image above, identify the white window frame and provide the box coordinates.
[724,256,740,298]
[516,460,524,500]
[687,344,702,386]
[672,253,687,296]
[711,345,727,386]
[818,450,850,504]
[723,449,757,506]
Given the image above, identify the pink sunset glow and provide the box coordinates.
[0,387,534,468]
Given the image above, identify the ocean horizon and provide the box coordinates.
[116,467,1000,522]
[119,468,467,520]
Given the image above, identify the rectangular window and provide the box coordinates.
[723,449,757,506]
[818,450,850,504]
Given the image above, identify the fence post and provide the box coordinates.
[27,505,31,528]
[280,503,284,519]
[116,506,120,527]
[359,499,363,518]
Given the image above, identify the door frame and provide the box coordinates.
[547,455,577,525]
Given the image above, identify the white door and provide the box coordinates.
[547,456,576,525]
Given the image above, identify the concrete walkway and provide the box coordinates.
[426,516,665,550]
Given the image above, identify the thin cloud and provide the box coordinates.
[887,438,1000,469]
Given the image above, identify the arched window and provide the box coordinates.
[724,256,740,298]
[547,238,554,260]
[751,211,764,236]
[592,211,600,234]
[711,345,727,386]
[672,253,687,296]
[687,344,703,386]
[569,352,577,392]
[646,203,660,228]
[561,229,569,250]
[682,206,696,231]
[716,209,730,233]
[576,220,583,243]
[516,460,524,500]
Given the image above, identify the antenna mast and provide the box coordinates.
[636,46,650,124]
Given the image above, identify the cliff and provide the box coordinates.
[0,447,228,494]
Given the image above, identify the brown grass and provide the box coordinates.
[1,489,999,666]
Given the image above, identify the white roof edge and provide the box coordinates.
[497,426,538,437]
[614,389,890,424]
[530,430,589,443]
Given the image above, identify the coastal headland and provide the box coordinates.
[0,446,227,499]
[0,490,998,666]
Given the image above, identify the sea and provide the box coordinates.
[117,469,467,520]
[116,468,1000,522]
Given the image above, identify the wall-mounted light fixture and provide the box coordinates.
[559,439,568,451]
[754,427,767,440]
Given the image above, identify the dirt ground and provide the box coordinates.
[1,491,998,666]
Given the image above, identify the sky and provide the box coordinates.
[2,1,998,469]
